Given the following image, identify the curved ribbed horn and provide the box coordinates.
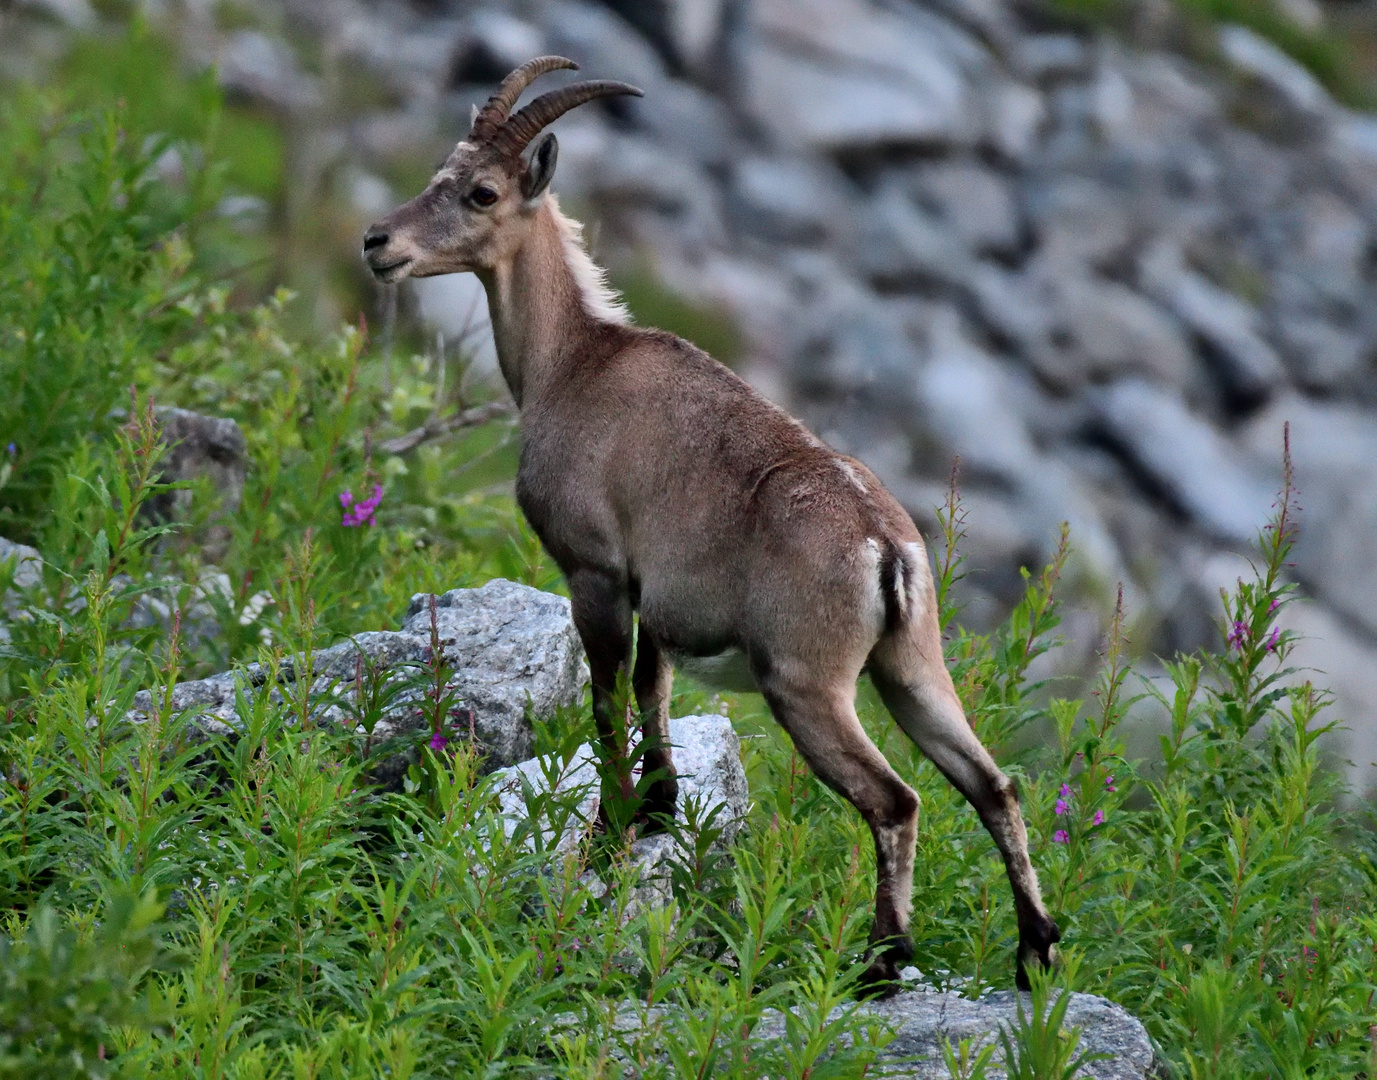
[491,80,644,159]
[469,56,580,144]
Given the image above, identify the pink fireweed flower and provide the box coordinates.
[1226,620,1248,649]
[1053,829,1069,844]
[1262,627,1281,653]
[1093,809,1105,826]
[428,731,448,752]
[1059,783,1073,799]
[1104,774,1117,793]
[1054,799,1069,816]
[340,484,384,527]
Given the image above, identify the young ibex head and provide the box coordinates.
[362,57,641,283]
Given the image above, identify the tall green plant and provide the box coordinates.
[0,101,205,540]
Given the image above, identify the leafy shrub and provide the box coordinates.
[0,890,169,1080]
[0,100,197,539]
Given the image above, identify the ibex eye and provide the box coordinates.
[470,185,499,208]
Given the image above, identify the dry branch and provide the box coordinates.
[378,400,516,455]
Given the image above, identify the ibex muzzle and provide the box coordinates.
[363,58,1059,993]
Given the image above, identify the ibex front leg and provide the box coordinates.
[632,632,678,831]
[568,569,637,831]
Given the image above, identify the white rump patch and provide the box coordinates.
[547,195,630,325]
[862,538,886,626]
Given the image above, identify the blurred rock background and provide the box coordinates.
[4,0,1377,790]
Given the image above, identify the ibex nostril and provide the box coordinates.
[363,230,390,252]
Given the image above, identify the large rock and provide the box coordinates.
[1241,397,1377,640]
[147,407,248,564]
[1095,380,1275,543]
[906,161,1021,257]
[805,986,1158,1079]
[216,30,322,113]
[0,536,42,595]
[612,985,1159,1078]
[729,155,855,245]
[743,0,982,151]
[1218,24,1331,124]
[850,186,975,291]
[1138,242,1286,407]
[131,580,588,776]
[0,537,43,643]
[491,712,749,907]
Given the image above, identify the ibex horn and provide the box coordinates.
[491,80,644,160]
[469,56,580,144]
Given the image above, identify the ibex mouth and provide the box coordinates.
[369,258,412,283]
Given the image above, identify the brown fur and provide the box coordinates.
[363,74,1060,992]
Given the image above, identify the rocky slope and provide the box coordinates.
[7,0,1377,788]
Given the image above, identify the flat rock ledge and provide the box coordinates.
[771,987,1158,1079]
[130,579,587,773]
[490,713,750,908]
[604,986,1157,1079]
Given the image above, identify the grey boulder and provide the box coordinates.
[131,579,588,774]
[811,986,1158,1078]
[147,407,248,564]
[490,713,749,907]
[0,536,42,595]
[614,985,1159,1078]
[0,537,43,642]
[1095,380,1275,544]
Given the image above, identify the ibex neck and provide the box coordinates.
[479,196,626,408]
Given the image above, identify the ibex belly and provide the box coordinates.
[674,648,758,693]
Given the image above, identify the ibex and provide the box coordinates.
[363,57,1059,991]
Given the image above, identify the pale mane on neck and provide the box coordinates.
[546,195,630,325]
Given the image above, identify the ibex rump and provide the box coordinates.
[363,57,1059,991]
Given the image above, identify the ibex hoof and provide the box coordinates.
[856,956,903,999]
[856,933,913,999]
[1015,917,1062,990]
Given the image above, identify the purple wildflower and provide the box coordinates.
[1104,774,1117,793]
[1053,829,1069,844]
[340,484,384,527]
[1262,627,1280,653]
[428,731,448,752]
[1054,799,1068,816]
[1226,620,1248,650]
[1093,809,1105,826]
[5,443,13,456]
[1059,783,1073,799]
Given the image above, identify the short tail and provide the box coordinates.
[878,538,914,632]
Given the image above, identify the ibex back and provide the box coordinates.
[363,57,1060,992]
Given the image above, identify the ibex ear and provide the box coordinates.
[521,132,558,202]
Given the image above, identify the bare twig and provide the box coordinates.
[378,400,516,455]
[432,330,447,418]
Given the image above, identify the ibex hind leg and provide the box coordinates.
[869,637,1060,990]
[754,668,920,997]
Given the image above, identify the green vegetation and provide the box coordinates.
[58,23,284,201]
[1,60,1375,1080]
[1051,0,1373,108]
